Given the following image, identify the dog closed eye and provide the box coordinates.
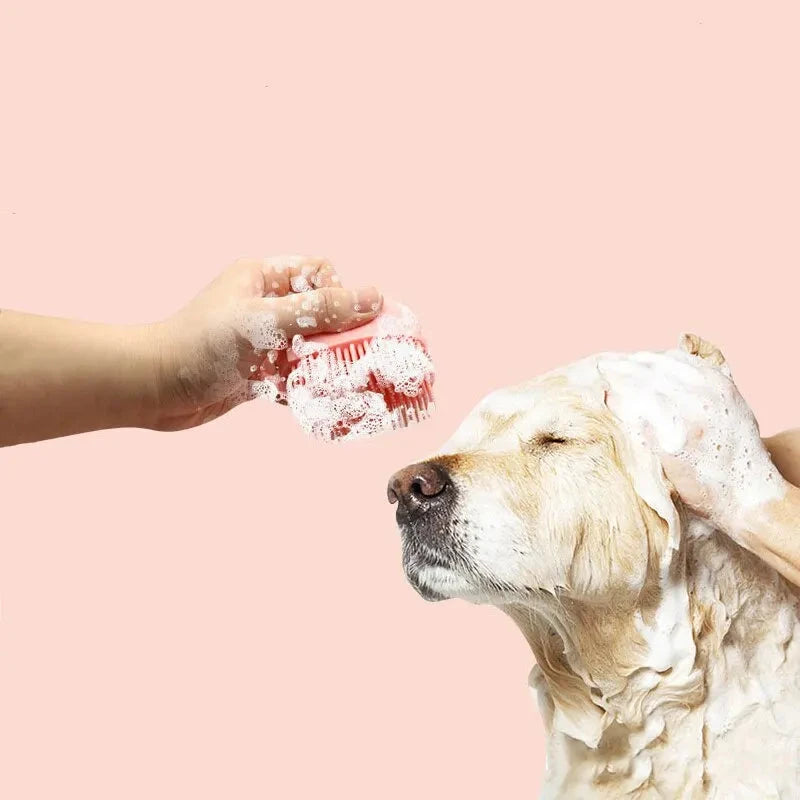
[523,432,570,450]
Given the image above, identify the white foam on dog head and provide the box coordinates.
[596,347,785,525]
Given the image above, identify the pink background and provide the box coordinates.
[2,2,799,798]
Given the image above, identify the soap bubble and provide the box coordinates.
[282,305,434,441]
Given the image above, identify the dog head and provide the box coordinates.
[388,336,727,606]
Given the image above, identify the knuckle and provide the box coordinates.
[311,261,333,288]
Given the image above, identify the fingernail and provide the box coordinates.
[355,286,383,314]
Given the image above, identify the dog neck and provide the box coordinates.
[505,514,800,799]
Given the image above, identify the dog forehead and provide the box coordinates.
[439,356,608,454]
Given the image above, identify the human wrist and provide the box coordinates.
[131,318,192,431]
[98,321,167,431]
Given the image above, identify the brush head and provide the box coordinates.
[285,301,435,442]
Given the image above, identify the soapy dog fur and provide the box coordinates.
[391,337,800,799]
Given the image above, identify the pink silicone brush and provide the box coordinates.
[284,300,435,441]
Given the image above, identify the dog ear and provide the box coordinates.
[678,333,726,367]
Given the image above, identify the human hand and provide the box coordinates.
[599,334,787,543]
[151,256,383,430]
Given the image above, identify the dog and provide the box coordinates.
[388,337,800,799]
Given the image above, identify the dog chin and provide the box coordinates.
[403,563,470,602]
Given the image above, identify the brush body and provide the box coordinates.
[285,301,434,441]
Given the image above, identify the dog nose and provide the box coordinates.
[387,462,450,514]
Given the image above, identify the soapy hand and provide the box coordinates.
[600,335,786,543]
[152,256,383,430]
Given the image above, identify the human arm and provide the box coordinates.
[0,256,382,446]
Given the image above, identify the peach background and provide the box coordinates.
[1,2,800,798]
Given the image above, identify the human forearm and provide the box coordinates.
[732,432,800,587]
[764,429,800,488]
[0,310,161,446]
[736,482,800,588]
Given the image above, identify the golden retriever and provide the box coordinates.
[388,337,800,799]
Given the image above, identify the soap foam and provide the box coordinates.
[236,311,289,352]
[281,305,434,442]
[596,347,785,532]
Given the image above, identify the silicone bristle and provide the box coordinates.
[337,339,433,433]
[383,377,435,431]
[290,334,434,441]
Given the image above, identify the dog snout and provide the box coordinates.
[387,462,451,518]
